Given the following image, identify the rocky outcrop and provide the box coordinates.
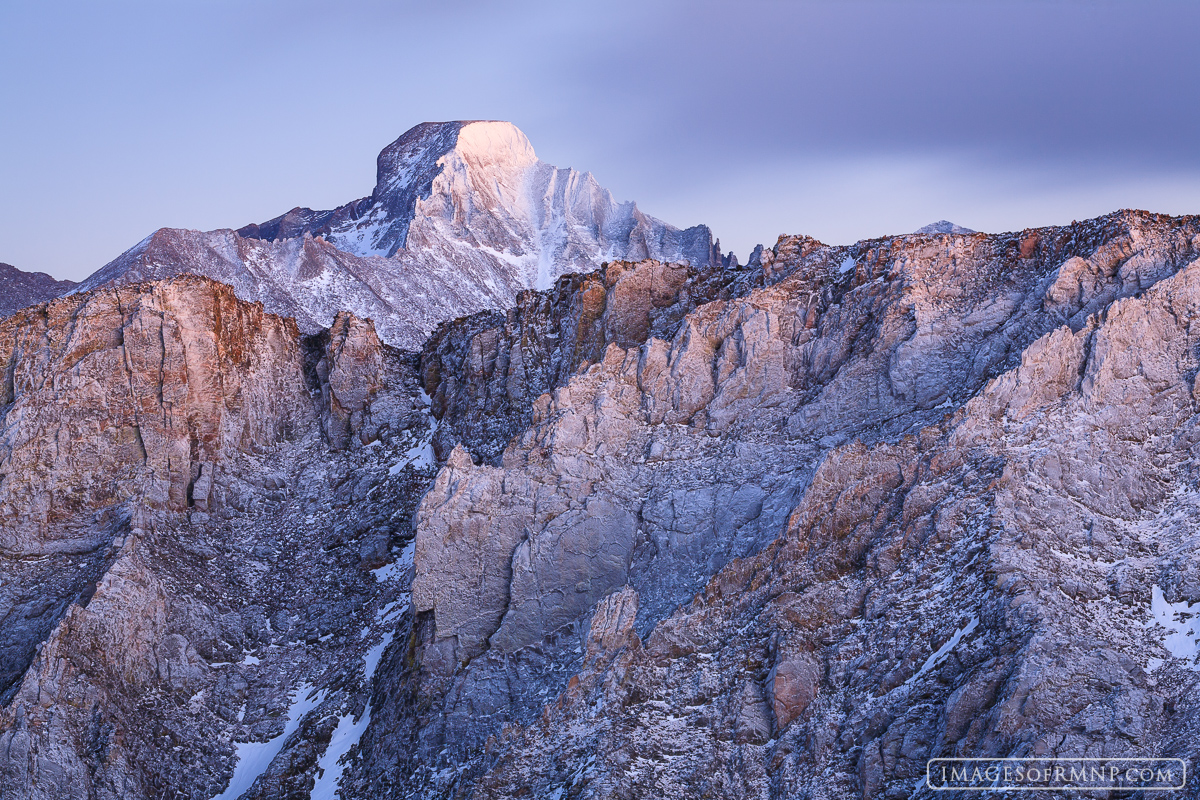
[420,256,762,464]
[0,276,434,799]
[6,208,1200,800]
[0,276,317,555]
[468,246,1200,797]
[306,311,415,450]
[381,209,1200,799]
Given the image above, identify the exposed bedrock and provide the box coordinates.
[0,276,433,799]
[2,211,1200,800]
[387,211,1200,799]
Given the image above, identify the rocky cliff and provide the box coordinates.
[0,276,433,799]
[376,209,1200,799]
[2,209,1200,799]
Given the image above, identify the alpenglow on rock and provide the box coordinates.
[5,209,1200,800]
[74,121,724,348]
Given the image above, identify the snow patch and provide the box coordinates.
[309,527,417,798]
[390,440,434,474]
[214,683,326,799]
[375,598,408,625]
[308,631,397,799]
[371,539,416,584]
[390,390,439,475]
[904,617,978,688]
[1147,584,1200,670]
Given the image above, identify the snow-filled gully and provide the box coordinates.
[213,541,415,799]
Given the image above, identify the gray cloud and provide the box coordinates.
[1,0,1197,277]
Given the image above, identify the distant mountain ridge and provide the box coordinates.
[915,219,977,235]
[74,121,726,347]
[0,263,78,319]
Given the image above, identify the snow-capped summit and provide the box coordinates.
[239,120,720,289]
[77,121,723,347]
[237,121,499,259]
[914,220,977,235]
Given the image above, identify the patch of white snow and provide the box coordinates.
[370,539,416,584]
[390,391,439,475]
[308,633,396,800]
[214,683,326,799]
[1147,584,1200,670]
[904,617,978,688]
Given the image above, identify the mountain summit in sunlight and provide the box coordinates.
[73,121,725,348]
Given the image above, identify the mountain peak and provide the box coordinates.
[376,121,536,184]
[84,121,720,346]
[239,121,556,259]
[914,220,977,235]
[236,119,720,279]
[369,121,536,220]
[0,262,78,318]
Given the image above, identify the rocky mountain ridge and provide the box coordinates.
[914,220,976,235]
[1,209,1200,799]
[0,262,78,318]
[66,121,725,349]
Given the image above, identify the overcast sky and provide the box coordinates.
[2,0,1198,279]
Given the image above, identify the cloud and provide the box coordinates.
[1,0,1197,277]
[642,151,1200,259]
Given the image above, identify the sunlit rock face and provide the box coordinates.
[73,121,723,349]
[394,210,1200,798]
[0,275,433,800]
[4,209,1200,800]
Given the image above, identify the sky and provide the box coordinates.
[2,0,1199,280]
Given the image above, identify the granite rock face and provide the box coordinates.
[0,276,316,555]
[390,209,1200,799]
[4,209,1200,800]
[420,256,762,464]
[0,276,433,799]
